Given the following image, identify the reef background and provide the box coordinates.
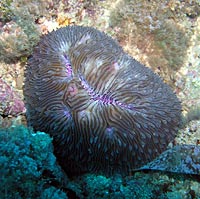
[0,0,200,198]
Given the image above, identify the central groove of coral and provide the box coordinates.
[63,52,136,111]
[63,53,73,77]
[78,72,135,111]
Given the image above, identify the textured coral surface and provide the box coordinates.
[0,0,200,198]
[0,126,68,199]
[24,26,181,176]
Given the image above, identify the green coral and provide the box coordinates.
[41,187,68,199]
[68,174,154,199]
[0,125,68,199]
[153,20,189,70]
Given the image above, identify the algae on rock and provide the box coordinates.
[109,0,199,85]
[0,0,51,63]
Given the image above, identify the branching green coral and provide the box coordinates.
[68,174,154,199]
[0,126,68,199]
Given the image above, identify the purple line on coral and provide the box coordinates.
[63,53,73,77]
[78,73,135,110]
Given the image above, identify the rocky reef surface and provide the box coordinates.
[0,0,200,198]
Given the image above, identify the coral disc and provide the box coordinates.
[24,26,182,176]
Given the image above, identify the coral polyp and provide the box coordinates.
[24,26,181,176]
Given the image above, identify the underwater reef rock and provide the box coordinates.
[141,145,200,175]
[109,0,198,87]
[24,26,182,176]
[0,78,25,116]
